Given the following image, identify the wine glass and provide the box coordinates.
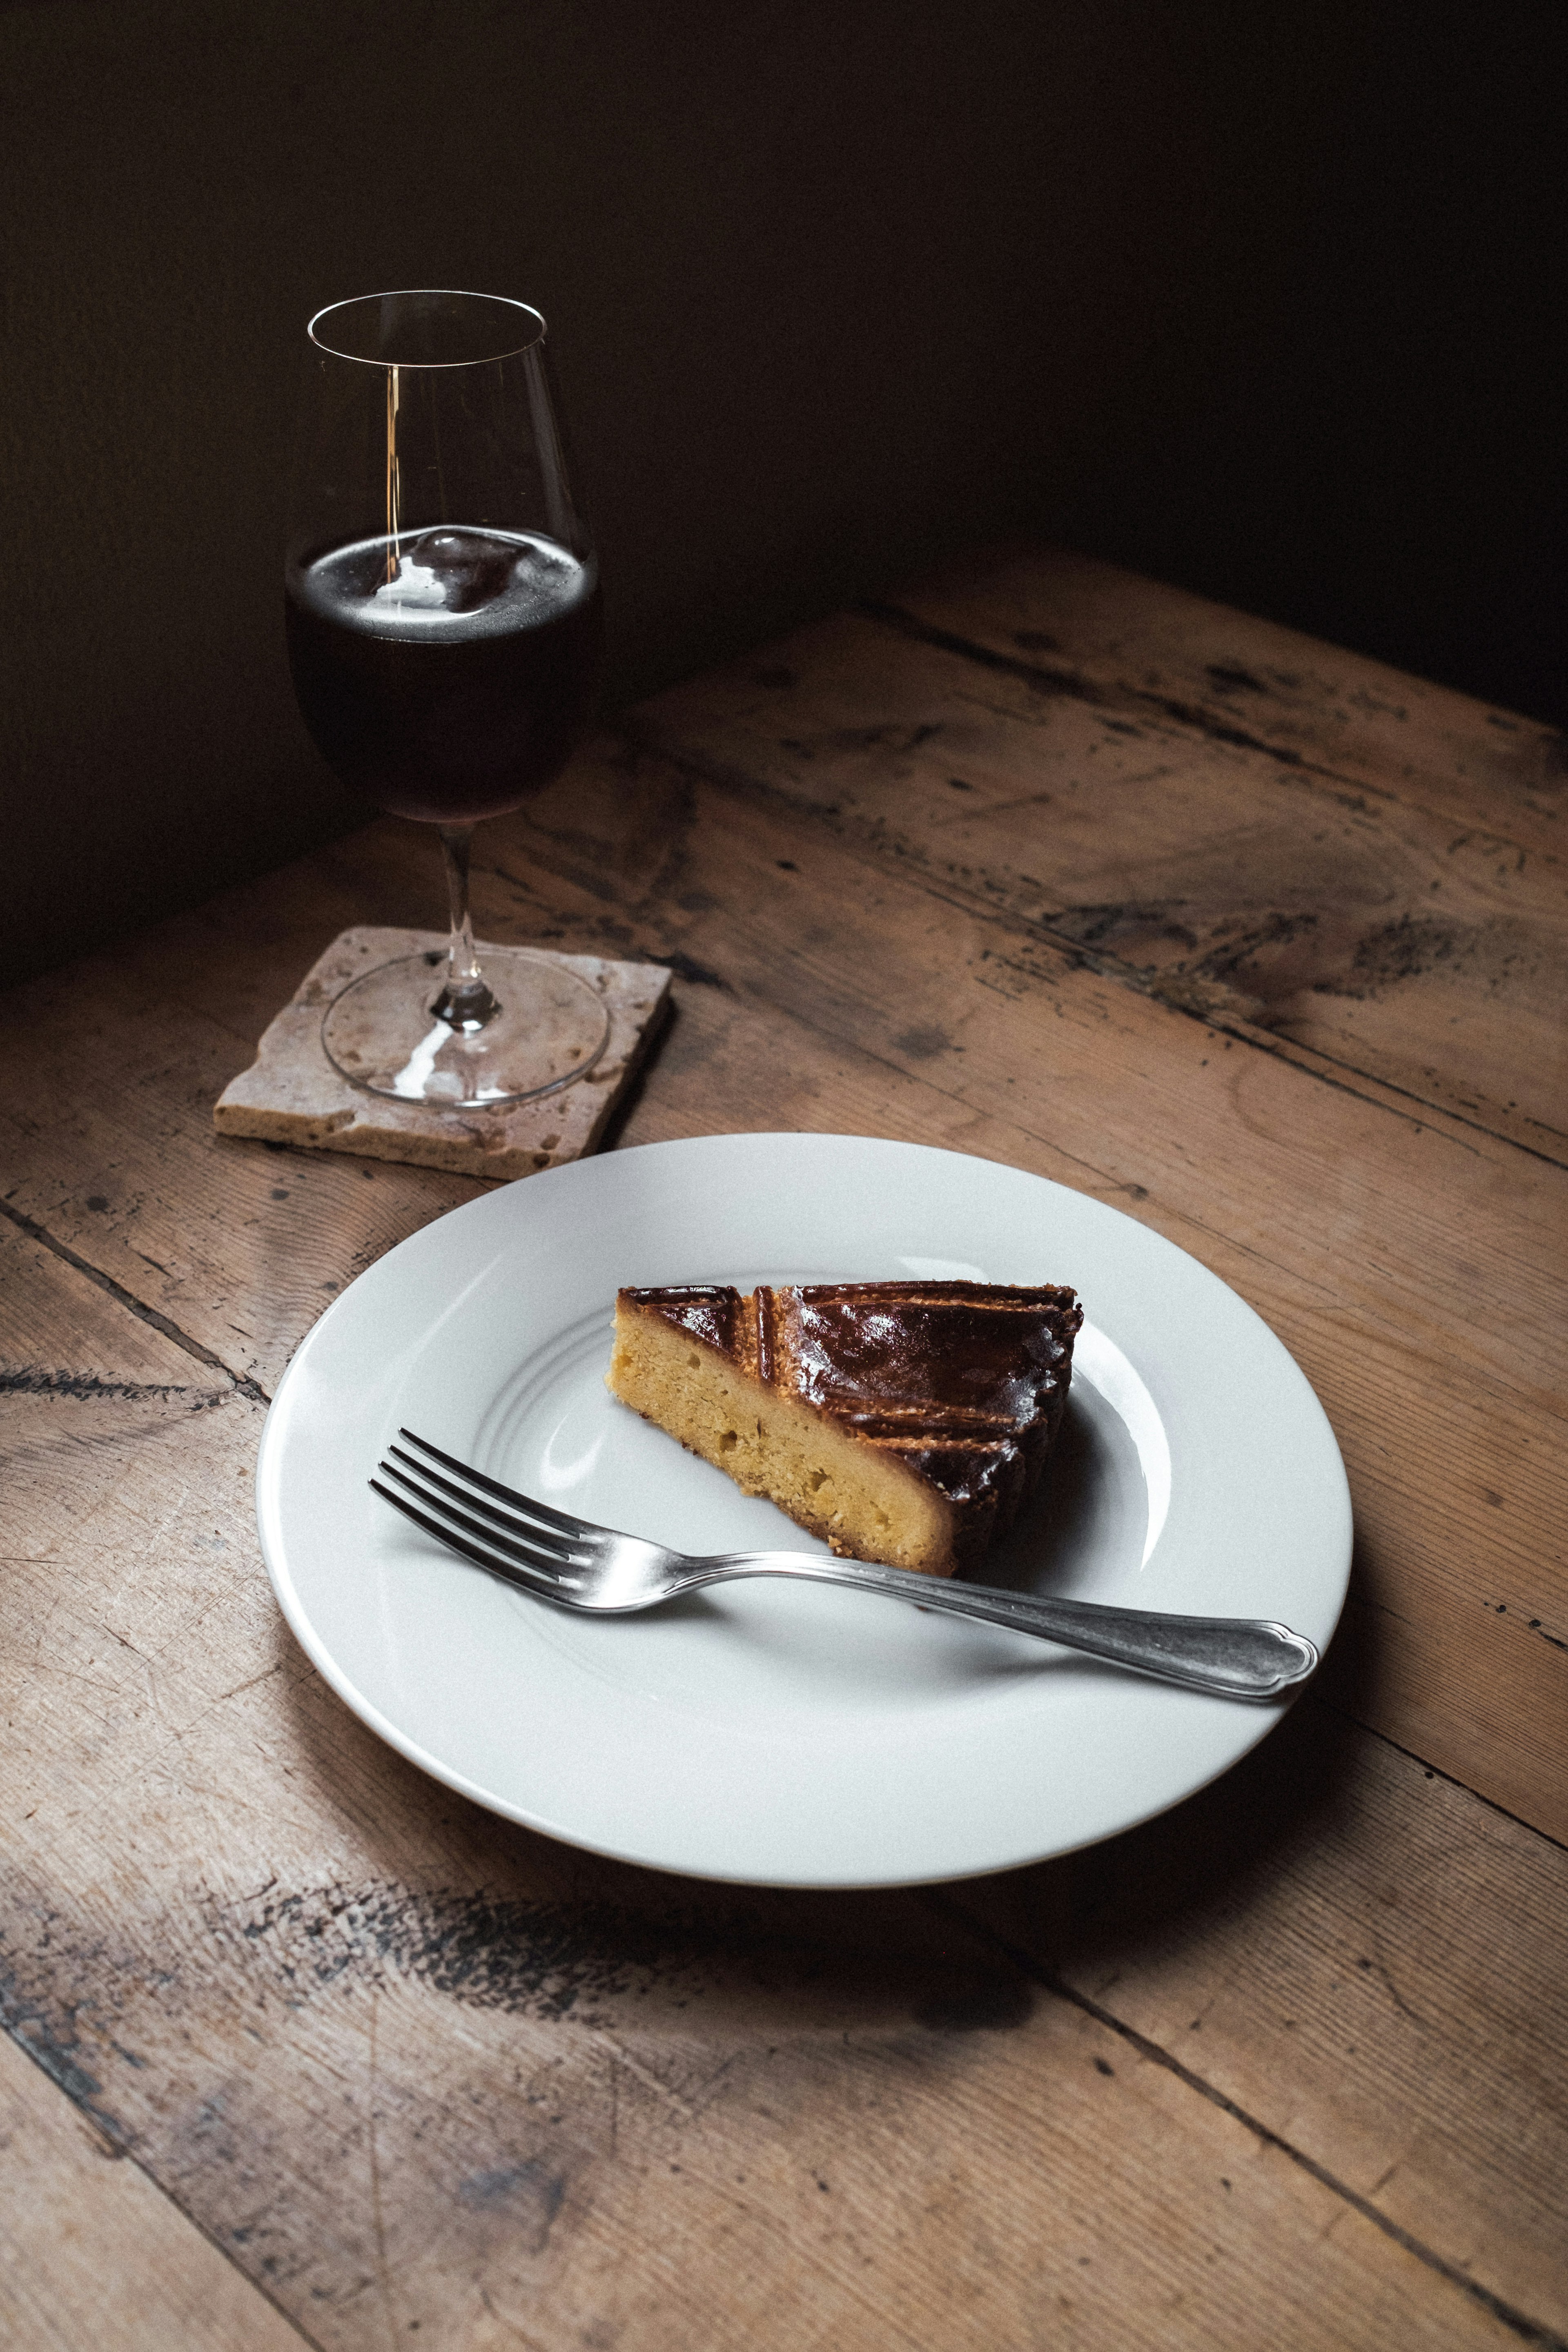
[285,289,608,1109]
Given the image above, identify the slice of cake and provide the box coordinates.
[606,1280,1081,1577]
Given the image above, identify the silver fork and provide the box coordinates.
[371,1431,1320,1701]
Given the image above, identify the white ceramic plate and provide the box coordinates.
[256,1134,1351,1886]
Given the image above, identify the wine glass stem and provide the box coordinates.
[432,824,501,1030]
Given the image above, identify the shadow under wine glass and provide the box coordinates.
[285,288,607,1110]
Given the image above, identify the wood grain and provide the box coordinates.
[3,545,1565,2349]
[0,2030,307,2352]
[880,542,1568,860]
[632,606,1568,1160]
[2,1234,1561,2349]
[942,1704,1568,2339]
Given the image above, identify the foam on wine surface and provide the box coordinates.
[294,529,592,637]
[286,528,601,822]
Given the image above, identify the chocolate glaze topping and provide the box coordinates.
[629,1285,746,1359]
[619,1280,1083,1561]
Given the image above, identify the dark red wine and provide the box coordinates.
[285,528,601,822]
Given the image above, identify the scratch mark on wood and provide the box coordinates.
[368,1997,397,2352]
[588,2031,695,2122]
[478,2286,551,2349]
[211,1662,287,1708]
[1371,1954,1430,2030]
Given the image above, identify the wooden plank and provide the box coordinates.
[877,541,1568,858]
[0,739,1564,1840]
[2,1236,1560,2350]
[0,2030,307,2352]
[632,607,1568,1161]
[941,1701,1568,2342]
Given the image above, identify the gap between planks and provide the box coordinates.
[918,1893,1568,2352]
[0,1195,267,1404]
[0,2023,317,2352]
[1315,1702,1568,1861]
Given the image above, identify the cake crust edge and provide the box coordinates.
[606,1280,1080,1577]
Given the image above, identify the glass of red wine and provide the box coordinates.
[286,289,607,1108]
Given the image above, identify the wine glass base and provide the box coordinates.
[321,950,610,1110]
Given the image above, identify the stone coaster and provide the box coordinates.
[214,927,672,1181]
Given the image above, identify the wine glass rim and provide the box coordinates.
[307,290,548,368]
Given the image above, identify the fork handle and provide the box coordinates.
[689,1555,1319,1701]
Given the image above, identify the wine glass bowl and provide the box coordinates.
[285,290,608,1108]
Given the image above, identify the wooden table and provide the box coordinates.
[2,547,1564,2352]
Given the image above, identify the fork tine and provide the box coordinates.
[376,1462,565,1570]
[397,1430,602,1538]
[370,1479,573,1595]
[375,1464,582,1585]
[384,1445,585,1563]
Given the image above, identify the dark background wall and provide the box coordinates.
[2,0,1564,989]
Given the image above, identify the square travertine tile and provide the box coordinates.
[214,927,671,1180]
